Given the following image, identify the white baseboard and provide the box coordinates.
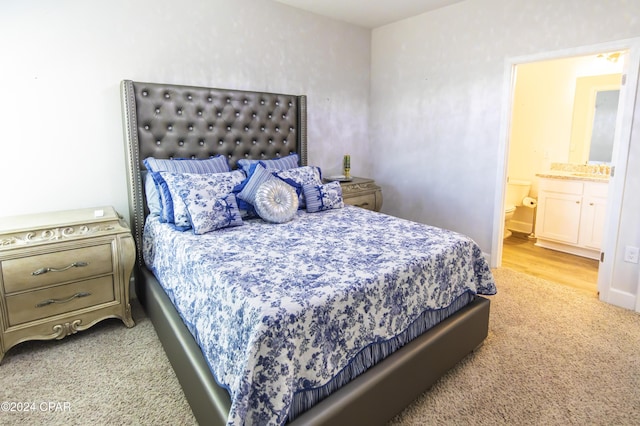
[602,288,636,311]
[534,239,600,260]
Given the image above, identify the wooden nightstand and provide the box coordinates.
[0,206,135,364]
[330,177,383,212]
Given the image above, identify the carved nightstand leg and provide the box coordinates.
[122,303,135,328]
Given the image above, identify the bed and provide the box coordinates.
[120,80,496,425]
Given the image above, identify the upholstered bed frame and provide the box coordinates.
[120,80,490,425]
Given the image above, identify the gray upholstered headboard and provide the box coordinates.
[120,80,308,264]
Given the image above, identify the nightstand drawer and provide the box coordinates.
[2,244,113,293]
[5,276,115,326]
[344,193,377,211]
[331,177,383,212]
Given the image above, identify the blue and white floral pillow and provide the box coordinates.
[302,181,344,213]
[181,193,243,235]
[153,170,246,230]
[272,166,322,208]
[143,155,231,216]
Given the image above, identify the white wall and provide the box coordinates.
[370,0,640,306]
[0,0,371,219]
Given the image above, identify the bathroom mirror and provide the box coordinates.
[568,73,622,164]
[588,89,619,163]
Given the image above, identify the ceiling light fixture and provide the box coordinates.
[597,52,621,63]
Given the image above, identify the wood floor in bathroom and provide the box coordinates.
[502,232,599,296]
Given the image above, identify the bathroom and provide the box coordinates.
[503,50,624,289]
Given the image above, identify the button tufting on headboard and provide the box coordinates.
[121,80,308,265]
[128,83,304,170]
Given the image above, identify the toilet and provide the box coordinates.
[504,179,531,239]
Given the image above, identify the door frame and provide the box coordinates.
[491,38,640,311]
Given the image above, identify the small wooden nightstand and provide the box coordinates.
[330,177,383,212]
[0,206,135,364]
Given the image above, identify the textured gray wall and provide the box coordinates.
[0,0,370,219]
[370,0,640,307]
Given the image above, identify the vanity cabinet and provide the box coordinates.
[535,177,608,260]
[578,183,608,250]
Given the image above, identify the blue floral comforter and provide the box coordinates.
[143,206,496,425]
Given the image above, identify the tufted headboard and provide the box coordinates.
[120,80,308,264]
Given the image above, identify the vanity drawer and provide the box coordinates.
[2,244,113,293]
[344,193,377,211]
[5,276,115,326]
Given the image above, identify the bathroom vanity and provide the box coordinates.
[535,172,609,260]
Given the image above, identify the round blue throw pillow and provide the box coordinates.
[254,179,299,223]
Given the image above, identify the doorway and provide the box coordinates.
[491,39,640,310]
[503,52,624,293]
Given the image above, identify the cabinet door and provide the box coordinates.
[536,191,582,243]
[579,195,607,249]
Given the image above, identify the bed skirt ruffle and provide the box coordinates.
[287,290,474,422]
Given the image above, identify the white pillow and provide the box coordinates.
[254,179,299,223]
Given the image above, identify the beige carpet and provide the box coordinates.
[0,299,197,425]
[390,268,640,425]
[1,268,639,425]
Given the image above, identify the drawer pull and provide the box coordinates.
[355,202,370,208]
[32,261,89,276]
[35,292,91,308]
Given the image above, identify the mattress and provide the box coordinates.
[143,205,496,425]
